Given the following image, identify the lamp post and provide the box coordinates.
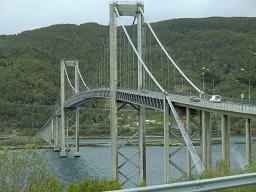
[201,67,209,92]
[212,71,215,95]
[241,68,251,101]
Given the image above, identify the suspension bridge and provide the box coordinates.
[40,1,254,187]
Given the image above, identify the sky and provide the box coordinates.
[0,0,256,35]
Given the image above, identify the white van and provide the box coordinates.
[210,95,222,103]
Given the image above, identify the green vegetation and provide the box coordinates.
[188,159,256,192]
[0,17,256,134]
[0,136,48,149]
[0,148,64,192]
[68,177,121,192]
[0,148,122,192]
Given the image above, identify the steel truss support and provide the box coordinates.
[117,102,146,187]
[168,109,201,182]
[221,114,230,168]
[168,108,206,182]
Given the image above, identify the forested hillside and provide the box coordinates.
[0,17,255,131]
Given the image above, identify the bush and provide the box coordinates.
[68,177,121,192]
[18,128,39,137]
[0,148,64,192]
[194,160,256,192]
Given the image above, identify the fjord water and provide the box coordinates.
[46,135,255,187]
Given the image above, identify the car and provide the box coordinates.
[189,96,200,102]
[210,95,222,103]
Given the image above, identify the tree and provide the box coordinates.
[0,148,64,192]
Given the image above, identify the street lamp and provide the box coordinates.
[201,67,209,92]
[241,68,251,101]
[202,67,215,94]
[211,70,215,95]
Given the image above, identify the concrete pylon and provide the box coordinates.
[245,118,252,165]
[110,2,118,180]
[74,62,80,157]
[201,111,211,169]
[60,60,67,157]
[110,2,146,184]
[221,114,230,168]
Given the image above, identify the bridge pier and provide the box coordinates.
[74,62,80,157]
[110,2,118,180]
[245,118,252,165]
[53,116,60,151]
[137,3,146,185]
[60,60,67,157]
[221,114,230,167]
[164,99,170,184]
[186,108,192,178]
[201,111,212,169]
[139,106,146,184]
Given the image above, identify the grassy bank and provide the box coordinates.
[0,135,49,149]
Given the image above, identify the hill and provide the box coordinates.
[0,17,255,131]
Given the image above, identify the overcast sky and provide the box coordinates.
[0,0,255,35]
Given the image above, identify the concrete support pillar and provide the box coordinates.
[137,5,144,90]
[206,112,212,170]
[74,63,80,157]
[110,3,118,180]
[200,112,203,157]
[164,99,170,184]
[51,118,54,145]
[54,116,59,151]
[201,111,207,168]
[245,118,252,165]
[186,108,191,178]
[201,111,211,169]
[60,60,66,157]
[137,5,146,184]
[139,107,146,183]
[221,114,230,167]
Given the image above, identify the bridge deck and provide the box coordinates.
[64,88,256,118]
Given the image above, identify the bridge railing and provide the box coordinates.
[201,93,256,106]
[169,93,256,114]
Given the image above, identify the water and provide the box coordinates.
[45,135,255,188]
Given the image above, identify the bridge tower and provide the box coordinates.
[110,1,146,185]
[60,60,80,157]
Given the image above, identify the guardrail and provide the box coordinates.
[112,172,256,192]
[170,93,256,114]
